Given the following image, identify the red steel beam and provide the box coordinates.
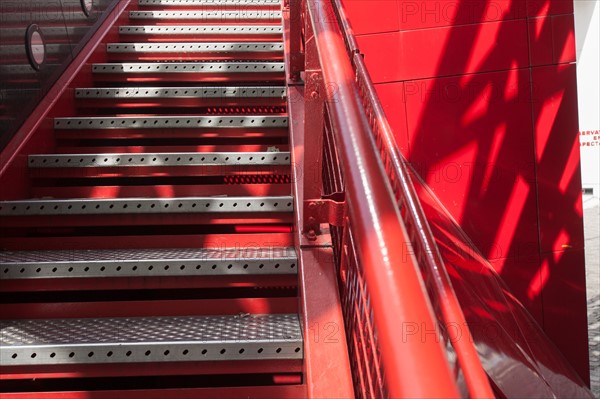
[0,298,298,320]
[0,360,302,381]
[0,274,298,293]
[0,385,307,399]
[286,62,354,399]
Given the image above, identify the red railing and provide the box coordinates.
[353,54,496,398]
[289,0,468,397]
[287,0,495,397]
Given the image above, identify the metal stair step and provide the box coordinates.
[118,25,283,39]
[75,86,285,99]
[28,152,290,168]
[0,196,294,216]
[107,42,283,61]
[107,42,283,53]
[138,0,281,6]
[74,86,286,107]
[91,62,286,82]
[128,10,282,21]
[0,247,297,280]
[106,42,284,61]
[53,116,288,129]
[0,314,303,366]
[92,62,285,73]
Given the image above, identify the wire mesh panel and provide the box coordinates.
[321,109,385,398]
[339,228,386,399]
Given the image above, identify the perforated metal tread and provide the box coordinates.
[0,314,303,365]
[75,86,286,99]
[92,62,285,74]
[0,197,294,216]
[129,10,282,20]
[107,42,283,53]
[28,152,291,168]
[118,25,283,35]
[54,116,288,129]
[139,0,281,6]
[0,247,297,279]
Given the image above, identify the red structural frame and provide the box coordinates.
[1,0,592,397]
[285,0,490,397]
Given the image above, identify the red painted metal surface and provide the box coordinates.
[0,0,302,396]
[0,274,298,293]
[1,360,303,381]
[412,169,594,398]
[93,70,286,83]
[1,0,590,396]
[0,385,307,399]
[286,80,355,398]
[342,0,590,386]
[324,2,494,396]
[0,297,298,320]
[351,54,494,399]
[298,0,462,397]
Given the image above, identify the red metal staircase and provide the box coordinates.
[0,0,306,397]
[3,0,592,398]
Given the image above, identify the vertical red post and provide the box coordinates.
[287,0,304,82]
[302,8,325,238]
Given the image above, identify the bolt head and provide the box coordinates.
[306,229,318,241]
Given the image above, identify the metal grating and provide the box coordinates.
[0,314,303,365]
[118,25,283,35]
[129,10,282,20]
[53,116,288,129]
[74,86,286,99]
[0,247,297,279]
[91,62,285,74]
[340,229,386,399]
[28,152,291,168]
[0,197,294,216]
[107,42,283,53]
[138,0,281,5]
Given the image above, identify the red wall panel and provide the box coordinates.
[532,63,584,253]
[527,0,573,16]
[342,0,399,34]
[343,0,589,384]
[396,0,525,31]
[357,19,529,83]
[541,248,590,382]
[529,14,577,66]
[403,70,539,263]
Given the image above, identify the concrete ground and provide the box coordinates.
[584,195,600,398]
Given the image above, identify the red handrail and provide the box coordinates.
[304,0,461,397]
[328,0,495,397]
[353,54,495,399]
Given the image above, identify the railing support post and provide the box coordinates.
[302,10,325,240]
[287,0,304,82]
